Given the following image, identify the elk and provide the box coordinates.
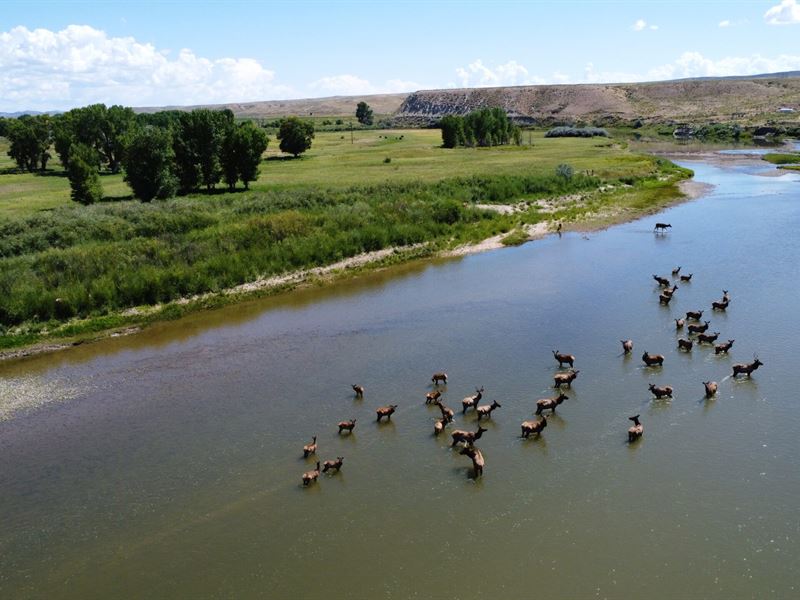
[337,419,357,434]
[677,338,693,351]
[322,457,344,473]
[431,372,448,385]
[521,415,548,438]
[425,390,442,404]
[461,387,484,413]
[554,369,580,388]
[659,292,673,305]
[302,462,321,486]
[451,425,487,447]
[459,446,485,478]
[653,274,671,287]
[654,222,672,232]
[434,416,447,435]
[303,436,317,458]
[642,352,664,367]
[434,399,454,423]
[722,290,730,301]
[703,381,718,398]
[686,310,704,321]
[536,392,568,415]
[675,318,685,330]
[376,405,398,422]
[627,415,643,443]
[672,266,681,276]
[732,357,763,378]
[697,331,720,344]
[648,383,673,399]
[661,285,679,298]
[714,339,735,354]
[680,273,693,282]
[476,400,502,420]
[621,339,634,354]
[352,384,365,398]
[688,321,710,334]
[712,298,729,311]
[553,350,576,368]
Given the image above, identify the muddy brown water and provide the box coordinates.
[1,159,799,599]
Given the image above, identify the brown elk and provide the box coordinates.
[680,273,693,282]
[697,331,720,344]
[627,415,643,443]
[659,292,673,305]
[554,369,580,388]
[642,352,664,367]
[672,266,681,276]
[661,284,679,298]
[431,372,448,385]
[654,222,672,232]
[621,339,634,354]
[732,357,763,378]
[459,446,485,477]
[302,462,321,486]
[434,399,454,423]
[536,392,568,415]
[553,350,576,368]
[461,387,484,413]
[714,339,735,354]
[675,318,685,330]
[687,321,710,334]
[521,415,548,438]
[303,436,317,458]
[653,274,671,286]
[425,390,442,404]
[648,383,673,399]
[686,310,704,321]
[678,338,693,351]
[451,425,487,447]
[376,405,398,422]
[703,381,718,398]
[476,400,502,420]
[434,416,447,435]
[352,384,365,398]
[712,298,729,311]
[338,419,357,434]
[322,457,344,473]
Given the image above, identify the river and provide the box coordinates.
[1,157,799,599]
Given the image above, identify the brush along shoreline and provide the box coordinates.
[0,177,712,362]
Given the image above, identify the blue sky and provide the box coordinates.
[2,0,800,111]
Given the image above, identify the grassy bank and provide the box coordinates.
[762,152,800,165]
[0,129,692,354]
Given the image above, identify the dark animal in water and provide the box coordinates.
[553,369,580,388]
[628,415,643,443]
[686,310,703,321]
[715,339,735,354]
[338,419,357,434]
[654,223,672,232]
[642,352,664,367]
[648,383,673,399]
[521,416,548,438]
[703,381,718,398]
[675,318,685,330]
[376,405,398,422]
[434,399,454,423]
[672,266,681,276]
[621,339,634,354]
[677,338,693,351]
[425,390,442,404]
[680,273,693,282]
[459,446,485,477]
[732,357,763,378]
[303,436,317,458]
[451,426,487,447]
[535,393,568,415]
[302,462,321,486]
[552,350,576,368]
[352,384,365,398]
[712,298,729,311]
[476,400,502,420]
[431,372,448,385]
[322,457,344,473]
[688,321,710,334]
[653,274,671,287]
[461,387,484,413]
[697,331,720,344]
[659,292,673,305]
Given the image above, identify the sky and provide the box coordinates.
[2,0,800,112]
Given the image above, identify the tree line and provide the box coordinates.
[1,106,316,204]
[439,107,521,148]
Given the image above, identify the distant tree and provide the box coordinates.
[123,126,177,202]
[101,105,136,173]
[221,121,269,190]
[5,115,52,171]
[0,117,7,138]
[355,101,374,126]
[277,117,314,157]
[66,143,103,205]
[440,115,466,148]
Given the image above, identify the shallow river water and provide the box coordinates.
[1,158,799,599]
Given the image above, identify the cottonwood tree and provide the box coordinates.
[122,126,178,202]
[66,143,103,205]
[277,117,314,157]
[221,121,269,190]
[355,101,374,126]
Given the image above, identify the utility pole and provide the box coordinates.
[350,121,354,144]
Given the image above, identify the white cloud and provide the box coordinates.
[765,0,800,25]
[0,24,294,111]
[454,59,544,88]
[719,20,731,27]
[632,19,658,31]
[308,74,421,96]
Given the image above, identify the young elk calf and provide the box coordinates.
[697,331,720,344]
[554,369,580,388]
[425,390,442,404]
[714,339,735,354]
[461,387,484,413]
[552,350,576,368]
[678,338,693,351]
[338,419,357,434]
[536,393,568,415]
[431,372,448,385]
[732,357,764,378]
[302,462,321,486]
[352,384,365,398]
[688,321,710,334]
[521,416,548,438]
[459,446,485,478]
[648,383,673,399]
[376,405,398,422]
[642,352,664,367]
[627,415,643,443]
[476,400,502,420]
[703,381,718,398]
[322,457,344,473]
[621,339,634,354]
[686,310,704,321]
[303,436,317,458]
[680,273,693,282]
[451,426,488,447]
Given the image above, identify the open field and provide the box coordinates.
[0,130,690,354]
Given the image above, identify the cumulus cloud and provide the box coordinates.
[454,59,545,88]
[719,20,731,27]
[632,19,658,31]
[308,74,421,96]
[0,24,294,111]
[764,0,800,25]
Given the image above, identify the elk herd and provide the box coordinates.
[299,222,764,487]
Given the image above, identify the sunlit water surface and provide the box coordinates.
[1,159,799,599]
